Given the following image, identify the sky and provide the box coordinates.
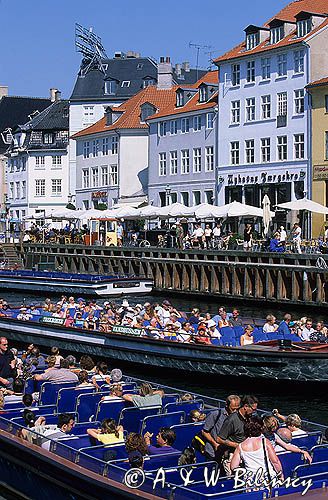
[0,0,290,99]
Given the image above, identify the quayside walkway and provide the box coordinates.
[19,243,328,307]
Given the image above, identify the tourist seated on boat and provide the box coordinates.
[218,310,231,328]
[50,346,63,367]
[212,306,232,326]
[76,370,94,388]
[263,314,279,334]
[101,383,123,402]
[92,361,111,388]
[180,393,194,402]
[189,409,206,423]
[275,412,308,437]
[73,311,84,328]
[231,417,283,481]
[298,318,315,341]
[34,357,78,383]
[188,308,201,326]
[176,322,194,343]
[131,315,144,329]
[269,233,285,253]
[16,307,33,321]
[3,378,24,404]
[240,325,254,346]
[87,418,124,445]
[24,413,75,450]
[123,382,163,408]
[262,416,311,462]
[154,300,172,325]
[84,312,99,331]
[207,319,221,342]
[277,313,292,336]
[230,309,243,327]
[52,304,65,319]
[178,446,197,465]
[195,321,211,345]
[310,321,328,343]
[65,355,79,374]
[79,355,95,373]
[202,395,241,460]
[26,304,42,316]
[144,427,180,455]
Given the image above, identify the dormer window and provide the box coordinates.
[143,77,156,88]
[176,91,183,107]
[44,133,54,144]
[270,25,284,44]
[297,18,312,37]
[246,32,260,50]
[104,80,118,95]
[140,102,157,122]
[199,86,207,103]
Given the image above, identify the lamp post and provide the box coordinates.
[4,195,11,243]
[165,184,171,207]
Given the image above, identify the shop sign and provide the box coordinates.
[40,316,65,326]
[92,191,107,199]
[112,325,143,336]
[227,170,306,186]
[313,165,328,180]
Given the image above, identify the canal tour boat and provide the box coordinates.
[0,269,153,296]
[0,376,327,500]
[1,315,328,383]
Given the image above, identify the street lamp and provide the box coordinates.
[165,184,171,206]
[4,194,11,243]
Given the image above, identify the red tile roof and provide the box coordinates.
[72,85,178,138]
[214,0,328,64]
[307,76,328,88]
[147,70,218,120]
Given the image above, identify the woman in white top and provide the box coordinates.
[262,315,278,334]
[231,419,283,484]
[240,325,254,346]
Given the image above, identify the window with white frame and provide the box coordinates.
[52,155,62,167]
[277,92,288,116]
[199,86,207,103]
[297,18,312,38]
[261,58,271,80]
[294,134,305,159]
[193,191,201,206]
[247,61,255,83]
[83,141,90,159]
[193,148,201,173]
[294,89,305,114]
[205,146,214,171]
[176,91,183,107]
[181,118,190,133]
[159,121,167,137]
[232,64,240,86]
[111,136,118,154]
[159,152,167,176]
[246,32,259,50]
[35,156,45,168]
[245,139,255,163]
[121,81,130,88]
[109,164,118,185]
[230,141,240,165]
[92,140,99,157]
[82,169,89,188]
[231,101,240,124]
[193,115,202,131]
[22,181,26,198]
[35,179,45,197]
[9,182,14,199]
[261,138,271,163]
[170,151,178,175]
[15,181,20,199]
[246,97,256,121]
[270,25,284,44]
[91,167,99,187]
[277,136,287,161]
[277,54,287,77]
[83,105,94,124]
[261,95,271,119]
[43,133,54,144]
[101,166,108,185]
[205,190,214,204]
[51,179,62,196]
[104,80,117,94]
[181,192,189,206]
[294,50,304,74]
[102,137,109,155]
[181,149,190,174]
[206,112,214,129]
[170,120,178,135]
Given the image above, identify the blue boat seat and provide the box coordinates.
[75,452,107,475]
[70,421,101,435]
[75,392,109,422]
[10,411,58,427]
[54,434,92,450]
[49,440,80,462]
[95,400,126,423]
[291,431,322,449]
[39,382,77,406]
[170,480,263,499]
[119,406,161,433]
[219,327,236,346]
[141,411,185,435]
[164,400,204,415]
[147,461,218,486]
[233,326,244,339]
[311,444,328,462]
[294,460,328,479]
[252,327,268,343]
[57,386,95,413]
[162,394,179,406]
[277,451,305,477]
[79,443,127,462]
[170,422,205,451]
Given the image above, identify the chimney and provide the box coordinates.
[175,64,182,77]
[157,56,173,90]
[0,86,8,99]
[54,90,61,101]
[50,88,58,102]
[104,107,113,126]
[182,61,190,72]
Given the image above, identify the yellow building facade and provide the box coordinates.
[308,78,328,237]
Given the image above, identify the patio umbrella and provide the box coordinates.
[200,201,274,219]
[137,205,161,218]
[76,209,106,220]
[277,198,328,214]
[157,202,195,218]
[262,194,272,236]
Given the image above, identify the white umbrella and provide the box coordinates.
[76,209,106,220]
[157,202,195,218]
[200,201,273,218]
[194,203,222,219]
[262,195,272,236]
[277,198,328,214]
[137,205,161,218]
[112,206,140,219]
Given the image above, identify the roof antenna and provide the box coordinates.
[189,42,212,79]
[75,23,108,77]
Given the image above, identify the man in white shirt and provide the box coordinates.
[191,224,204,249]
[299,318,315,341]
[30,413,75,450]
[291,223,302,254]
[279,226,287,245]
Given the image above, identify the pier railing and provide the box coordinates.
[19,243,328,306]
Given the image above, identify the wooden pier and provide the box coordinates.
[19,243,328,307]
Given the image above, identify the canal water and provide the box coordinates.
[2,291,328,426]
